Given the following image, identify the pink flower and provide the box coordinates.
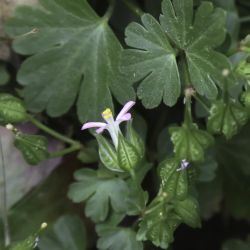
[81,101,135,148]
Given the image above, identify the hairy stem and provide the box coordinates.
[28,115,78,146]
[49,144,82,158]
[0,138,11,247]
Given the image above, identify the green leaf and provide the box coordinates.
[208,100,248,139]
[96,135,121,172]
[137,200,180,249]
[159,158,188,200]
[240,35,250,53]
[0,94,28,123]
[222,239,250,250]
[117,135,140,171]
[197,152,218,182]
[39,215,86,250]
[160,0,231,99]
[216,125,250,219]
[10,235,37,250]
[121,13,180,108]
[68,168,129,222]
[126,121,145,158]
[14,133,49,165]
[125,184,148,216]
[174,196,201,228]
[97,227,143,250]
[241,89,250,108]
[5,0,134,121]
[197,176,223,219]
[217,124,250,176]
[122,0,231,108]
[0,63,10,85]
[170,123,214,162]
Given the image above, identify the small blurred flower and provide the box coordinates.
[177,159,189,171]
[81,101,135,148]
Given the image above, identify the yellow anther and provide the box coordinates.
[102,108,113,119]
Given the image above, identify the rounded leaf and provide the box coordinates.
[174,196,201,228]
[14,133,49,165]
[207,100,248,139]
[170,124,214,162]
[0,94,28,123]
[117,135,140,171]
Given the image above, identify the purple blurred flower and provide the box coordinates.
[177,159,190,171]
[81,101,135,148]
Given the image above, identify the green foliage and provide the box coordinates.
[14,133,49,165]
[126,122,145,158]
[207,100,248,139]
[0,167,73,242]
[161,0,232,98]
[39,215,86,250]
[3,0,250,249]
[197,153,218,182]
[68,168,129,222]
[122,13,180,108]
[174,196,201,228]
[117,135,141,171]
[197,177,223,219]
[122,0,231,109]
[0,94,27,124]
[137,199,180,249]
[5,0,134,121]
[9,235,37,250]
[170,123,214,162]
[97,226,143,250]
[0,63,10,85]
[159,158,188,200]
[96,135,121,172]
[222,239,250,250]
[96,125,144,172]
[216,125,250,219]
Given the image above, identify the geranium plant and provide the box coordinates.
[1,0,250,249]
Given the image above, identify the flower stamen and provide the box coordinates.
[102,108,113,119]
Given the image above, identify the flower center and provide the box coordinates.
[102,108,113,119]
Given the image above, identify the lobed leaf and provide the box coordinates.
[159,158,188,200]
[14,133,49,165]
[68,168,129,222]
[207,100,248,139]
[97,227,143,250]
[0,94,28,123]
[5,0,134,121]
[122,0,231,109]
[174,196,201,228]
[39,215,87,250]
[170,123,214,162]
[121,14,180,108]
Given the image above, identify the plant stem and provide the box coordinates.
[49,144,82,158]
[28,115,78,145]
[103,0,115,21]
[0,138,11,247]
[184,98,193,125]
[181,56,193,126]
[123,0,144,16]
